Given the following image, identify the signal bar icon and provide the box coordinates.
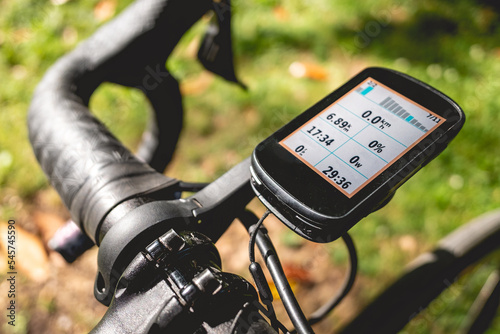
[378,97,428,132]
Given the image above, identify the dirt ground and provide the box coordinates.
[0,189,365,333]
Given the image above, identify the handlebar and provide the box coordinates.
[27,0,321,333]
[28,0,212,243]
[28,0,283,332]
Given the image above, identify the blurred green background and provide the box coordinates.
[1,0,500,332]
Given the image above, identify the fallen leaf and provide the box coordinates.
[282,263,312,284]
[493,47,500,59]
[11,65,27,80]
[265,263,312,300]
[478,8,497,32]
[0,222,50,282]
[12,28,31,44]
[268,280,298,301]
[32,211,66,244]
[180,72,214,96]
[273,6,289,21]
[243,108,260,128]
[94,0,117,22]
[398,234,418,254]
[289,61,328,81]
[0,248,6,272]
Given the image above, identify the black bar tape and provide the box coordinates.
[28,0,212,241]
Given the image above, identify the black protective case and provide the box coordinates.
[251,67,465,243]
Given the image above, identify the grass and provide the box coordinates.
[1,0,500,332]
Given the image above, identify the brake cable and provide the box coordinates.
[241,210,358,333]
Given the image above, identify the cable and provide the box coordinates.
[240,211,289,333]
[248,210,270,263]
[242,210,359,333]
[254,226,314,334]
[308,233,357,325]
[240,211,313,334]
[247,211,284,332]
[295,233,358,331]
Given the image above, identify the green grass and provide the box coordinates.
[1,0,500,332]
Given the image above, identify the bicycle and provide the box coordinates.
[27,0,500,333]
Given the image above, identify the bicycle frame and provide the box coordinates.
[27,0,499,333]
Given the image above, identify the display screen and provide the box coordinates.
[280,78,446,197]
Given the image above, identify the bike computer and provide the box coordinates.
[250,67,465,243]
